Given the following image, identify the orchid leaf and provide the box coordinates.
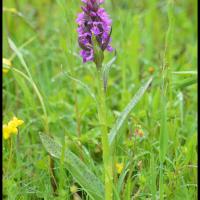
[109,77,153,146]
[39,133,104,200]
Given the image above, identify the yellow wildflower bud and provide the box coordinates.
[3,58,12,74]
[70,185,78,194]
[115,163,124,174]
[3,125,11,140]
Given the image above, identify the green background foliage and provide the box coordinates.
[3,0,197,199]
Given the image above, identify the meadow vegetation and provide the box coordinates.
[3,0,197,199]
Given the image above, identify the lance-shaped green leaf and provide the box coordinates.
[109,77,153,146]
[39,133,104,200]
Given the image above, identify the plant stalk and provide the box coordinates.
[96,65,113,200]
[159,162,164,200]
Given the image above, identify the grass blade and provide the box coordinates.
[8,37,33,79]
[172,77,197,89]
[172,71,197,75]
[159,95,168,163]
[150,154,157,200]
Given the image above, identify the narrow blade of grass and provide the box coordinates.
[150,154,157,200]
[159,95,168,163]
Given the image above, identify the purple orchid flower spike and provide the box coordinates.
[76,0,113,64]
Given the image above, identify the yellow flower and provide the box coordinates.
[115,163,124,174]
[10,117,24,127]
[3,125,11,140]
[3,117,24,140]
[70,185,78,194]
[3,58,12,74]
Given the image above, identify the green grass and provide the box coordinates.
[3,0,197,199]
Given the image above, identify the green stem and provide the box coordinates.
[96,66,113,200]
[7,138,13,174]
[159,163,164,200]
